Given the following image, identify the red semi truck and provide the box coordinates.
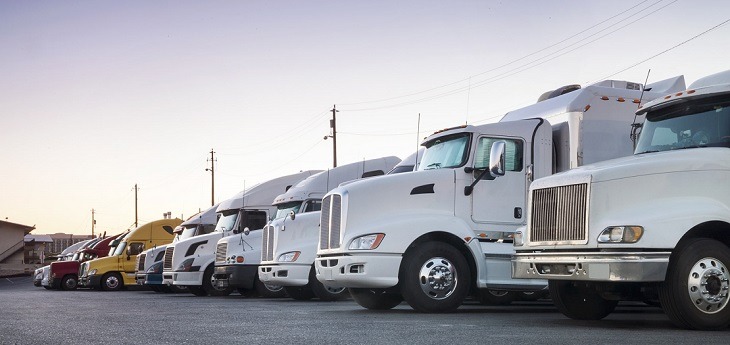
[49,233,122,290]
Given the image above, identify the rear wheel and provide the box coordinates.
[477,289,515,305]
[309,266,349,301]
[349,288,402,310]
[658,238,730,330]
[60,275,78,291]
[400,242,471,313]
[101,272,123,291]
[549,280,617,320]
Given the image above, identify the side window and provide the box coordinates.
[361,170,384,178]
[127,242,145,255]
[304,200,322,213]
[474,137,524,171]
[241,211,268,231]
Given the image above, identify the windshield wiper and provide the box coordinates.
[425,162,442,170]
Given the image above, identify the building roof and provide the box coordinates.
[0,219,36,234]
[24,234,54,243]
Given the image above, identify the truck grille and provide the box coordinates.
[215,242,227,263]
[261,225,275,262]
[319,194,342,250]
[163,247,174,270]
[529,183,589,243]
[137,253,146,271]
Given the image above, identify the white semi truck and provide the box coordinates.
[512,70,730,330]
[257,156,402,300]
[315,76,686,312]
[165,171,319,296]
[137,205,218,292]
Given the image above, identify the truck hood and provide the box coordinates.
[535,147,730,186]
[331,168,456,230]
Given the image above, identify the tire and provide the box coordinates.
[309,266,349,301]
[477,289,516,305]
[60,275,78,291]
[202,266,232,297]
[237,288,256,297]
[284,285,315,301]
[101,272,123,291]
[516,290,549,302]
[399,241,471,313]
[549,280,618,320]
[150,285,163,293]
[658,238,730,330]
[254,276,287,298]
[349,288,403,310]
[43,286,52,290]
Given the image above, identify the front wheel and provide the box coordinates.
[658,238,730,330]
[309,266,349,301]
[549,280,617,320]
[60,275,78,291]
[101,272,123,291]
[284,285,315,301]
[254,276,287,298]
[203,266,232,297]
[349,288,403,310]
[400,242,471,313]
[477,289,515,305]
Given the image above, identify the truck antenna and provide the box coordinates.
[631,69,651,149]
[415,113,421,169]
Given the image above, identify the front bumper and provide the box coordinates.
[171,271,203,286]
[259,263,310,286]
[79,274,101,288]
[136,273,146,286]
[315,253,401,289]
[512,251,671,282]
[212,265,257,290]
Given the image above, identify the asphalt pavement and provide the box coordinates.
[1,276,727,344]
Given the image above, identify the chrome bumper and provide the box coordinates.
[512,251,671,282]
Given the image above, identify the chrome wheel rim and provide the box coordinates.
[265,283,283,292]
[418,257,457,300]
[65,278,77,289]
[105,275,120,289]
[325,286,345,294]
[687,257,729,314]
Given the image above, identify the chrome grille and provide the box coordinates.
[261,225,275,262]
[163,247,174,270]
[136,253,146,271]
[320,194,342,250]
[215,242,227,263]
[529,183,588,243]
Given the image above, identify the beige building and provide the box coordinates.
[0,219,35,264]
[48,233,94,255]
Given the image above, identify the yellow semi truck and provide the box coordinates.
[79,218,181,291]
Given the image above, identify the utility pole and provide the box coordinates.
[133,184,139,228]
[206,149,216,206]
[91,209,96,238]
[330,105,338,167]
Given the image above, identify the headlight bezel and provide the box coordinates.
[277,251,301,262]
[597,226,644,243]
[348,233,385,250]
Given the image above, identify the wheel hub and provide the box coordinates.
[687,257,729,314]
[418,257,457,300]
[106,276,119,289]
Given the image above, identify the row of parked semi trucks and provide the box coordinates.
[34,70,730,330]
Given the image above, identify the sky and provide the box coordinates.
[1,0,729,236]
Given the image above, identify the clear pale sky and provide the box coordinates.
[1,0,728,236]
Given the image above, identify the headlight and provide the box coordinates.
[597,226,644,243]
[89,269,97,276]
[277,252,300,262]
[146,262,163,274]
[175,258,195,272]
[348,233,385,250]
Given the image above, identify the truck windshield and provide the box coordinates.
[636,96,730,154]
[113,242,127,256]
[274,201,303,220]
[215,210,238,233]
[178,225,198,240]
[418,133,470,171]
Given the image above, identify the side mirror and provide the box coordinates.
[489,141,506,177]
[243,227,250,236]
[289,211,296,221]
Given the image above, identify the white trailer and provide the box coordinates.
[315,76,685,312]
[512,70,730,330]
[257,156,401,300]
[163,171,319,297]
[137,204,218,292]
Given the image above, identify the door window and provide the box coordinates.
[474,137,523,171]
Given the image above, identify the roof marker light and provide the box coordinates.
[617,97,625,102]
[584,105,591,111]
[601,96,609,100]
